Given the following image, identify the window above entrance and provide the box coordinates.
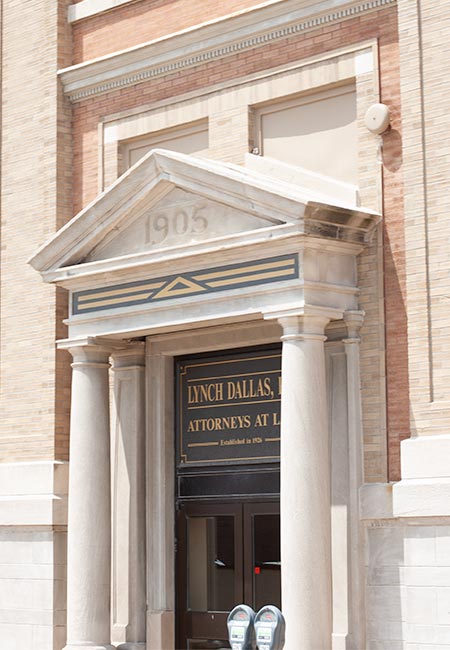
[120,119,209,171]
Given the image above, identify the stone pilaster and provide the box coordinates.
[343,310,366,650]
[111,344,146,650]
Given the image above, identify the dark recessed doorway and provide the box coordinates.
[176,501,280,650]
[175,347,281,650]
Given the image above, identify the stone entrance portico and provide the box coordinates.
[30,149,378,650]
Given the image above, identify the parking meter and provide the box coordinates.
[254,605,285,650]
[227,604,255,650]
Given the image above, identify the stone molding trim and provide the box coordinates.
[0,461,68,526]
[60,0,396,101]
[68,0,136,23]
[360,432,450,520]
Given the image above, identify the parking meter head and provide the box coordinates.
[254,605,285,650]
[227,604,256,650]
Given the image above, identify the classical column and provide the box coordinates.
[278,312,332,650]
[64,342,114,650]
[111,345,146,650]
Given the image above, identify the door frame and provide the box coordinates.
[146,321,283,650]
[175,500,280,649]
[144,321,356,650]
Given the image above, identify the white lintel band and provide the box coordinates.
[278,313,332,650]
[65,343,114,650]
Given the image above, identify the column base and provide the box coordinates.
[117,644,146,650]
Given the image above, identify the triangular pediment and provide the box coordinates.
[84,186,281,263]
[29,149,379,276]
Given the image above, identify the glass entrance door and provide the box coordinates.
[176,502,280,650]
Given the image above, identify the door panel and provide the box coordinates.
[187,514,238,612]
[177,504,242,648]
[177,501,280,650]
[243,503,281,611]
[188,612,230,642]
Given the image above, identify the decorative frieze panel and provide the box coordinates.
[72,254,299,315]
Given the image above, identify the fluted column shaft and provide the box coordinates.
[279,314,332,650]
[64,343,114,650]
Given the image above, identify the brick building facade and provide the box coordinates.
[1,1,450,649]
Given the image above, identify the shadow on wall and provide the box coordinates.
[381,123,410,482]
[382,128,403,173]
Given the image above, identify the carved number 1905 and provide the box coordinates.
[145,208,208,245]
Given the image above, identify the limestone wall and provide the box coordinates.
[0,462,68,649]
[365,517,450,649]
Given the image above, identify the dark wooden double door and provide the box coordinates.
[176,501,280,650]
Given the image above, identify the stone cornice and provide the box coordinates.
[60,0,396,102]
[29,149,379,277]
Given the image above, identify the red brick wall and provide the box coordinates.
[73,0,263,63]
[72,6,408,479]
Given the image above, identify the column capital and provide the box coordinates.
[264,305,342,341]
[343,310,365,342]
[57,336,139,364]
[111,342,145,370]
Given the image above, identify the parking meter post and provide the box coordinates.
[227,605,256,650]
[254,605,285,650]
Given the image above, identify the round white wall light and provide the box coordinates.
[364,103,391,135]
